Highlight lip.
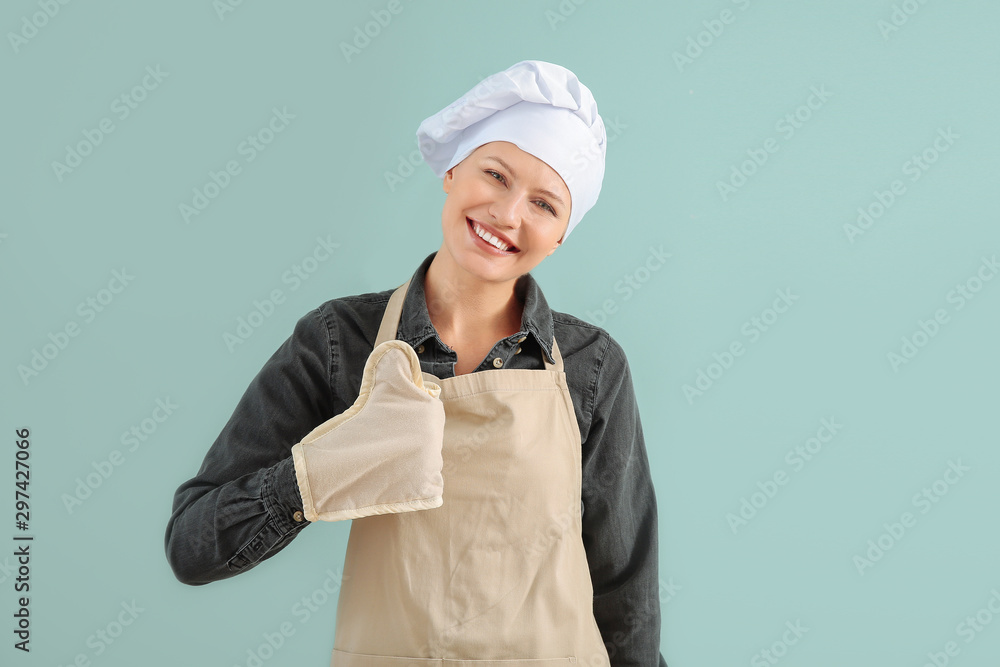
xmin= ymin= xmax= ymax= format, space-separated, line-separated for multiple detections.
xmin=467 ymin=217 xmax=519 ymax=252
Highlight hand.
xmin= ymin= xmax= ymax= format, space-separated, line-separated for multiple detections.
xmin=291 ymin=339 xmax=446 ymax=522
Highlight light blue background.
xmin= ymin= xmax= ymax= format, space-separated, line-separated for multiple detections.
xmin=3 ymin=1 xmax=999 ymax=665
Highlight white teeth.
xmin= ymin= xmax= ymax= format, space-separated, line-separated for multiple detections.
xmin=472 ymin=221 xmax=512 ymax=251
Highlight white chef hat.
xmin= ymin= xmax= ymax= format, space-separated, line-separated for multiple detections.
xmin=416 ymin=60 xmax=607 ymax=243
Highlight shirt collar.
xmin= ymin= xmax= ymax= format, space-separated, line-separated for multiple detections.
xmin=396 ymin=250 xmax=557 ymax=365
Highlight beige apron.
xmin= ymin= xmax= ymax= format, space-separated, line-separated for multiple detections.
xmin=329 ymin=279 xmax=610 ymax=666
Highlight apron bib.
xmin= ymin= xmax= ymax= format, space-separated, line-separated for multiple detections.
xmin=330 ymin=279 xmax=610 ymax=666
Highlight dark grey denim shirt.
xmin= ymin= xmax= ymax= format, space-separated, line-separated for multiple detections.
xmin=165 ymin=250 xmax=667 ymax=666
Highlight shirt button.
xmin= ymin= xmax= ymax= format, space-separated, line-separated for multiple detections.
xmin=416 ymin=344 xmax=425 ymax=354
xmin=517 ymin=336 xmax=527 ymax=343
xmin=515 ymin=346 xmax=522 ymax=354
xmin=492 ymin=357 xmax=503 ymax=368
xmin=292 ymin=510 xmax=305 ymax=523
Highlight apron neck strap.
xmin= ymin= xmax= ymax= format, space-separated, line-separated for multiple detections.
xmin=374 ymin=278 xmax=563 ymax=373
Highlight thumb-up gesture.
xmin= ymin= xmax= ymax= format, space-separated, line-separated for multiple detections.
xmin=291 ymin=339 xmax=446 ymax=522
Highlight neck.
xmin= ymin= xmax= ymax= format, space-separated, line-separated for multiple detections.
xmin=424 ymin=251 xmax=524 ymax=344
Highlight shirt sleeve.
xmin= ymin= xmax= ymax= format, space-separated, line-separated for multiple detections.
xmin=582 ymin=335 xmax=668 ymax=666
xmin=164 ymin=307 xmax=336 ymax=585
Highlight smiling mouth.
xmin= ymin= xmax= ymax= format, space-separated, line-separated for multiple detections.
xmin=467 ymin=218 xmax=519 ymax=253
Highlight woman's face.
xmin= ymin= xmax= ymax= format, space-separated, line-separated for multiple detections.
xmin=440 ymin=141 xmax=572 ymax=283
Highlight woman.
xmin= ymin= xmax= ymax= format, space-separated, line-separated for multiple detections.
xmin=165 ymin=60 xmax=666 ymax=666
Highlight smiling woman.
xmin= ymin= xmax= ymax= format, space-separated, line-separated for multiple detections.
xmin=447 ymin=142 xmax=569 ymax=251
xmin=431 ymin=140 xmax=574 ymax=376
xmin=165 ymin=60 xmax=667 ymax=666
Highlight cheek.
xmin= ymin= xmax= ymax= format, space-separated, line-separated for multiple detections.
xmin=524 ymin=229 xmax=554 ymax=252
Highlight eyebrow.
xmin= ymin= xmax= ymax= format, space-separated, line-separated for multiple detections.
xmin=483 ymin=156 xmax=566 ymax=208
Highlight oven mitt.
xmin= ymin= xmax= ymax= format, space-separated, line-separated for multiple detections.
xmin=290 ymin=339 xmax=446 ymax=522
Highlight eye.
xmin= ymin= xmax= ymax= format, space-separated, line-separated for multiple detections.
xmin=485 ymin=169 xmax=506 ymax=184
xmin=485 ymin=169 xmax=556 ymax=215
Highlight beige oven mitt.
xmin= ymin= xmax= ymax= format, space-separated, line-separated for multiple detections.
xmin=290 ymin=339 xmax=446 ymax=522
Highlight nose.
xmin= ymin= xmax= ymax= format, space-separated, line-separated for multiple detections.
xmin=488 ymin=190 xmax=525 ymax=231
